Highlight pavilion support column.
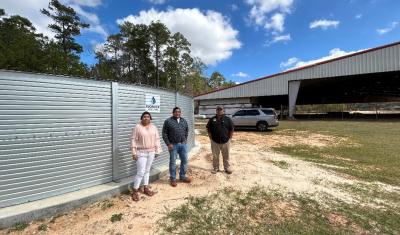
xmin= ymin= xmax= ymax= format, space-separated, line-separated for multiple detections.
xmin=288 ymin=81 xmax=301 ymax=119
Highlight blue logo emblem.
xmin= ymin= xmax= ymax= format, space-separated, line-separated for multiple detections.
xmin=152 ymin=96 xmax=156 ymax=104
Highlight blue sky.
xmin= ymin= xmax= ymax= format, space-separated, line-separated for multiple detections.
xmin=2 ymin=0 xmax=400 ymax=83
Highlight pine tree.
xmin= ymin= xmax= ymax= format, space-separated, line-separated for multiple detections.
xmin=149 ymin=21 xmax=170 ymax=86
xmin=41 ymin=0 xmax=89 ymax=55
xmin=41 ymin=0 xmax=90 ymax=75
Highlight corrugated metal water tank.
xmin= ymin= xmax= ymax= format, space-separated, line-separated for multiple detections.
xmin=177 ymin=93 xmax=195 ymax=150
xmin=0 ymin=70 xmax=194 ymax=208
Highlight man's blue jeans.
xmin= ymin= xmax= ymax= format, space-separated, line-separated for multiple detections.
xmin=169 ymin=143 xmax=188 ymax=181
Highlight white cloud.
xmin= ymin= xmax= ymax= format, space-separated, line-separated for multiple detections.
xmin=63 ymin=0 xmax=103 ymax=7
xmin=377 ymin=21 xmax=399 ymax=35
xmin=355 ymin=14 xmax=362 ymax=19
xmin=272 ymin=34 xmax=291 ymax=42
xmin=309 ymin=19 xmax=340 ymax=30
xmin=1 ymin=0 xmax=106 ymax=38
xmin=147 ymin=0 xmax=167 ymax=4
xmin=265 ymin=34 xmax=291 ymax=46
xmin=232 ymin=72 xmax=249 ymax=78
xmin=1 ymin=0 xmax=54 ymax=37
xmin=117 ymin=8 xmax=241 ymax=66
xmin=230 ymin=4 xmax=239 ymax=11
xmin=281 ymin=48 xmax=367 ymax=69
xmin=71 ymin=4 xmax=108 ymax=38
xmin=280 ymin=57 xmax=299 ymax=67
xmin=86 ymin=24 xmax=108 ymax=37
xmin=71 ymin=4 xmax=100 ymax=24
xmin=246 ymin=0 xmax=293 ymax=24
xmin=265 ymin=13 xmax=285 ymax=32
xmin=245 ymin=0 xmax=294 ymax=44
xmin=246 ymin=0 xmax=293 ymax=28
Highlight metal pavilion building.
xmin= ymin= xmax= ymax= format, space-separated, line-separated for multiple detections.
xmin=194 ymin=41 xmax=400 ymax=118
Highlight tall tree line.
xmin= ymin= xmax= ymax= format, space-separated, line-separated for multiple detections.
xmin=93 ymin=21 xmax=205 ymax=94
xmin=0 ymin=1 xmax=236 ymax=95
xmin=0 ymin=1 xmax=89 ymax=77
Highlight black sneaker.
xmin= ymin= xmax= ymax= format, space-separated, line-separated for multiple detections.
xmin=225 ymin=168 xmax=233 ymax=174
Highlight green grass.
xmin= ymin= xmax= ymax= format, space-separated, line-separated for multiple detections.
xmin=190 ymin=120 xmax=400 ymax=234
xmin=158 ymin=186 xmax=400 ymax=235
xmin=100 ymin=199 xmax=114 ymax=210
xmin=272 ymin=121 xmax=400 ymax=185
xmin=9 ymin=223 xmax=28 ymax=232
xmin=110 ymin=213 xmax=123 ymax=223
xmin=272 ymin=160 xmax=290 ymax=169
xmin=38 ymin=224 xmax=48 ymax=231
xmin=334 ymin=182 xmax=400 ymax=207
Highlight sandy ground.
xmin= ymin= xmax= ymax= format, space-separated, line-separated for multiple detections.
xmin=2 ymin=130 xmax=399 ymax=235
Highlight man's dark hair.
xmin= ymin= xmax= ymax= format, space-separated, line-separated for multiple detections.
xmin=173 ymin=107 xmax=181 ymax=113
xmin=140 ymin=111 xmax=152 ymax=120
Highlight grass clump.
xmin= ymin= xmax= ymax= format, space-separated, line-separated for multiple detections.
xmin=272 ymin=160 xmax=290 ymax=169
xmin=9 ymin=222 xmax=28 ymax=232
xmin=110 ymin=213 xmax=123 ymax=223
xmin=100 ymin=200 xmax=114 ymax=210
xmin=334 ymin=182 xmax=400 ymax=210
xmin=38 ymin=224 xmax=48 ymax=231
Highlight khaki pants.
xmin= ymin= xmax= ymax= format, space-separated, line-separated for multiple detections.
xmin=211 ymin=140 xmax=230 ymax=170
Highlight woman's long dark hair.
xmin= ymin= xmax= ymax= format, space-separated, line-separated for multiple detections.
xmin=140 ymin=111 xmax=152 ymax=120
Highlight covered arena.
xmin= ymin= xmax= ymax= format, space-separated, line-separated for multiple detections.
xmin=195 ymin=41 xmax=400 ymax=118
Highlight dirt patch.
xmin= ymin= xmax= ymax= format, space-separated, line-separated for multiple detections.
xmin=328 ymin=213 xmax=349 ymax=228
xmin=0 ymin=129 xmax=394 ymax=235
xmin=327 ymin=213 xmax=369 ymax=235
xmin=235 ymin=130 xmax=356 ymax=149
xmin=272 ymin=201 xmax=298 ymax=219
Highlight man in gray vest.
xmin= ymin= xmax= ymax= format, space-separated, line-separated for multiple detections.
xmin=162 ymin=107 xmax=192 ymax=187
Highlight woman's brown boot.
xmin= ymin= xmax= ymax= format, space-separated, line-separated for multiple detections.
xmin=131 ymin=189 xmax=140 ymax=201
xmin=143 ymin=186 xmax=155 ymax=196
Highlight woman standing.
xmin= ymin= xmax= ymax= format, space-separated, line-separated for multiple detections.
xmin=131 ymin=111 xmax=162 ymax=201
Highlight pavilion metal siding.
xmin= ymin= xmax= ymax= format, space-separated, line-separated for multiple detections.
xmin=0 ymin=71 xmax=195 ymax=208
xmin=199 ymin=98 xmax=250 ymax=106
xmin=195 ymin=43 xmax=400 ymax=100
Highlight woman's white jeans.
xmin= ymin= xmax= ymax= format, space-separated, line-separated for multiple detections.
xmin=133 ymin=151 xmax=155 ymax=190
